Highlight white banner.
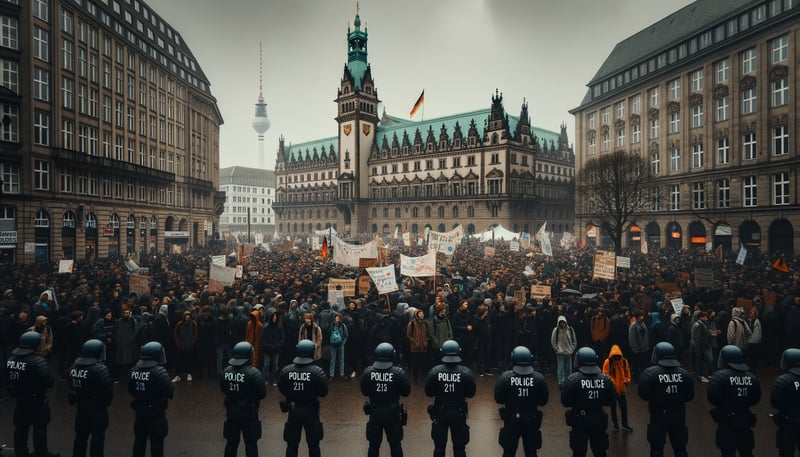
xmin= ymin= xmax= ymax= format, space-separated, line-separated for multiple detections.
xmin=125 ymin=258 xmax=140 ymax=272
xmin=510 ymin=241 xmax=520 ymax=252
xmin=58 ymin=259 xmax=74 ymax=273
xmin=210 ymin=263 xmax=237 ymax=286
xmin=541 ymin=231 xmax=553 ymax=257
xmin=670 ymin=297 xmax=685 ymax=315
xmin=402 ymin=232 xmax=411 ymax=247
xmin=427 ymin=231 xmax=457 ymax=256
xmin=366 ymin=265 xmax=399 ymax=294
xmin=616 ymin=256 xmax=631 ymax=268
xmin=332 ymin=236 xmax=379 ymax=267
xmin=736 ymin=243 xmax=747 ymax=265
xmin=641 ymin=237 xmax=648 ymax=254
xmin=400 ymin=252 xmax=436 ymax=277
xmin=211 ymin=255 xmax=226 ymax=267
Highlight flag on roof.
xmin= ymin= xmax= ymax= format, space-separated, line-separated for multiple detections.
xmin=409 ymin=90 xmax=424 ymax=118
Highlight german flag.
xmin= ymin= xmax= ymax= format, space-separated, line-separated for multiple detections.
xmin=772 ymin=257 xmax=789 ymax=273
xmin=409 ymin=90 xmax=424 ymax=118
xmin=321 ymin=236 xmax=329 ymax=260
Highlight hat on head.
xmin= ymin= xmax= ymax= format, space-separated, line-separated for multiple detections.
xmin=3 ymin=289 xmax=12 ymax=296
xmin=254 ymin=304 xmax=264 ymax=310
xmin=483 ymin=298 xmax=493 ymax=306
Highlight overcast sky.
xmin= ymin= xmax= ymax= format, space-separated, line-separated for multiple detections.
xmin=153 ymin=0 xmax=694 ymax=170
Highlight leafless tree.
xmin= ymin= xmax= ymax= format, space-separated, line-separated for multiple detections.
xmin=576 ymin=150 xmax=655 ymax=255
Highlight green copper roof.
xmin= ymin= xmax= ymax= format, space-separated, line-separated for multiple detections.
xmin=374 ymin=108 xmax=561 ymax=149
xmin=283 ymin=137 xmax=338 ymax=163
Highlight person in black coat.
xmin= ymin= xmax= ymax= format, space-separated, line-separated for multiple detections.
xmin=260 ymin=307 xmax=285 ymax=384
xmin=69 ymin=339 xmax=113 ymax=457
xmin=770 ymin=348 xmax=800 ymax=457
xmin=220 ymin=342 xmax=266 ymax=457
xmin=128 ymin=342 xmax=174 ymax=457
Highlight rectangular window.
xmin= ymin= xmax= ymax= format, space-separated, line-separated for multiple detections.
xmin=670 ymin=147 xmax=680 ymax=171
xmin=716 ymin=96 xmax=729 ymax=121
xmin=741 ymin=48 xmax=757 ymax=74
xmin=62 ymin=119 xmax=73 ymax=149
xmin=616 ymin=101 xmax=625 ymax=119
xmin=60 ymin=168 xmax=73 ymax=193
xmin=718 ymin=179 xmax=730 ymax=208
xmin=632 ymin=95 xmax=641 ymax=114
xmin=692 ymin=105 xmax=703 ymax=128
xmin=650 ymin=188 xmax=661 ymax=211
xmin=743 ymin=175 xmax=757 ymax=207
xmin=34 ymin=159 xmax=49 ymax=190
xmin=772 ymin=34 xmax=788 ymax=63
xmin=61 ymin=38 xmax=73 ymax=71
xmin=771 ymin=78 xmax=788 ymax=107
xmin=0 ymin=59 xmax=18 ymax=93
xmin=616 ymin=128 xmax=625 ymax=147
xmin=33 ymin=111 xmax=50 ymax=146
xmin=588 ymin=136 xmax=596 ymax=155
xmin=587 ymin=112 xmax=596 ymax=129
xmin=669 ymin=79 xmax=680 ymax=100
xmin=33 ymin=0 xmax=49 ymax=21
xmin=650 ymin=149 xmax=661 ymax=176
xmin=33 ymin=67 xmax=49 ymax=101
xmin=601 ymin=106 xmax=610 ymax=125
xmin=773 ymin=172 xmax=790 ymax=205
xmin=1 ymin=16 xmax=19 ymax=50
xmin=650 ymin=87 xmax=660 ymax=108
xmin=773 ymin=125 xmax=789 ymax=156
xmin=717 ymin=137 xmax=730 ymax=164
xmin=33 ymin=27 xmax=49 ymax=62
xmin=632 ymin=124 xmax=641 ymax=144
xmin=0 ymin=104 xmax=17 ymax=142
xmin=0 ymin=162 xmax=20 ymax=194
xmin=741 ymin=88 xmax=757 ymax=114
xmin=743 ymin=132 xmax=757 ymax=160
xmin=649 ymin=118 xmax=659 ymax=139
xmin=692 ymin=143 xmax=704 ymax=168
xmin=61 ymin=9 xmax=73 ymax=34
xmin=692 ymin=182 xmax=705 ymax=209
xmin=669 ymin=111 xmax=680 ymax=133
xmin=691 ymin=69 xmax=704 ymax=92
xmin=669 ymin=184 xmax=680 ymax=211
xmin=601 ymin=132 xmax=609 ymax=151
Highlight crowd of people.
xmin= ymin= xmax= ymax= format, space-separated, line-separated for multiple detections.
xmin=2 ymin=239 xmax=799 ymax=393
xmin=3 ymin=238 xmax=800 ymax=457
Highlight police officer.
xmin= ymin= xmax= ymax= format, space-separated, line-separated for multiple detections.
xmin=128 ymin=341 xmax=174 ymax=457
xmin=770 ymin=348 xmax=800 ymax=457
xmin=278 ymin=339 xmax=329 ymax=457
xmin=637 ymin=342 xmax=694 ymax=457
xmin=494 ymin=346 xmax=549 ymax=457
xmin=560 ymin=346 xmax=615 ymax=457
xmin=360 ymin=342 xmax=411 ymax=457
xmin=7 ymin=331 xmax=59 ymax=457
xmin=69 ymin=339 xmax=113 ymax=457
xmin=220 ymin=341 xmax=266 ymax=457
xmin=707 ymin=344 xmax=761 ymax=457
xmin=424 ymin=339 xmax=476 ymax=457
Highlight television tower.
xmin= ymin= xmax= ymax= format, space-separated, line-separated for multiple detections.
xmin=252 ymin=42 xmax=271 ymax=169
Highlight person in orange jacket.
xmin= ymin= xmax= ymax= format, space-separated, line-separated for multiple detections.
xmin=602 ymin=344 xmax=633 ymax=432
xmin=245 ymin=304 xmax=265 ymax=369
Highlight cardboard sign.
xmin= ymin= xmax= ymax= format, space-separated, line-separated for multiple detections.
xmin=328 ymin=278 xmax=356 ymax=297
xmin=530 ymin=285 xmax=551 ymax=300
xmin=592 ymin=250 xmax=616 ymax=280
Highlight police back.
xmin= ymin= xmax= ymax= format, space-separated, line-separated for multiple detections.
xmin=425 ymin=362 xmax=476 ymax=407
xmin=278 ymin=361 xmax=328 ymax=406
xmin=361 ymin=364 xmax=411 ymax=406
xmin=7 ymin=348 xmax=52 ymax=400
xmin=707 ymin=366 xmax=761 ymax=413
xmin=494 ymin=367 xmax=549 ymax=413
xmin=638 ymin=364 xmax=694 ymax=414
xmin=220 ymin=362 xmax=266 ymax=416
xmin=560 ymin=370 xmax=615 ymax=413
xmin=69 ymin=356 xmax=113 ymax=410
xmin=128 ymin=360 xmax=173 ymax=409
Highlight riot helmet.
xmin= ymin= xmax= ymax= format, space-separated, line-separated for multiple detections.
xmin=718 ymin=344 xmax=748 ymax=371
xmin=373 ymin=342 xmax=395 ymax=369
xmin=651 ymin=342 xmax=681 ymax=367
xmin=574 ymin=346 xmax=601 ymax=374
xmin=229 ymin=341 xmax=254 ymax=367
xmin=137 ymin=341 xmax=166 ymax=368
xmin=12 ymin=331 xmax=43 ymax=356
xmin=780 ymin=348 xmax=800 ymax=376
xmin=75 ymin=339 xmax=106 ymax=365
xmin=441 ymin=339 xmax=462 ymax=363
xmin=511 ymin=346 xmax=534 ymax=375
xmin=293 ymin=339 xmax=315 ymax=365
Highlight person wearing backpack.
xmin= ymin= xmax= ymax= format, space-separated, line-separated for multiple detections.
xmin=329 ymin=312 xmax=349 ymax=380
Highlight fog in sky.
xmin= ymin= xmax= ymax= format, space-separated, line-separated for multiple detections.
xmin=153 ymin=0 xmax=694 ymax=170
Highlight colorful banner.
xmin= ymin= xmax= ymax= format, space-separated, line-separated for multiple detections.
xmin=366 ymin=265 xmax=399 ymax=294
xmin=400 ymin=252 xmax=436 ymax=277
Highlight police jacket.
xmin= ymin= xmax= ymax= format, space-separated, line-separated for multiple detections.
xmin=7 ymin=351 xmax=53 ymax=400
xmin=220 ymin=364 xmax=266 ymax=417
xmin=278 ymin=363 xmax=328 ymax=407
xmin=707 ymin=367 xmax=760 ymax=414
xmin=69 ymin=359 xmax=113 ymax=409
xmin=560 ymin=371 xmax=615 ymax=414
xmin=360 ymin=364 xmax=411 ymax=407
xmin=770 ymin=372 xmax=800 ymax=417
xmin=494 ymin=368 xmax=548 ymax=413
xmin=128 ymin=364 xmax=174 ymax=410
xmin=637 ymin=365 xmax=694 ymax=415
xmin=425 ymin=363 xmax=476 ymax=408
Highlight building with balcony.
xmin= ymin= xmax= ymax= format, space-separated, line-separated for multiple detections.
xmin=0 ymin=0 xmax=223 ymax=265
xmin=274 ymin=11 xmax=574 ymax=240
xmin=219 ymin=166 xmax=275 ymax=240
xmin=572 ymin=0 xmax=800 ymax=255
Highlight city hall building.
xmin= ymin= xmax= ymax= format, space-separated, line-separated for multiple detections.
xmin=572 ymin=0 xmax=800 ymax=255
xmin=273 ymin=12 xmax=574 ymax=240
xmin=0 ymin=0 xmax=223 ymax=265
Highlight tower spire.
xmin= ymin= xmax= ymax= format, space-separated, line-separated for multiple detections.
xmin=258 ymin=42 xmax=264 ymax=102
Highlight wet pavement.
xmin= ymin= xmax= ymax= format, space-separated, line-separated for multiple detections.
xmin=0 ymin=364 xmax=786 ymax=456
